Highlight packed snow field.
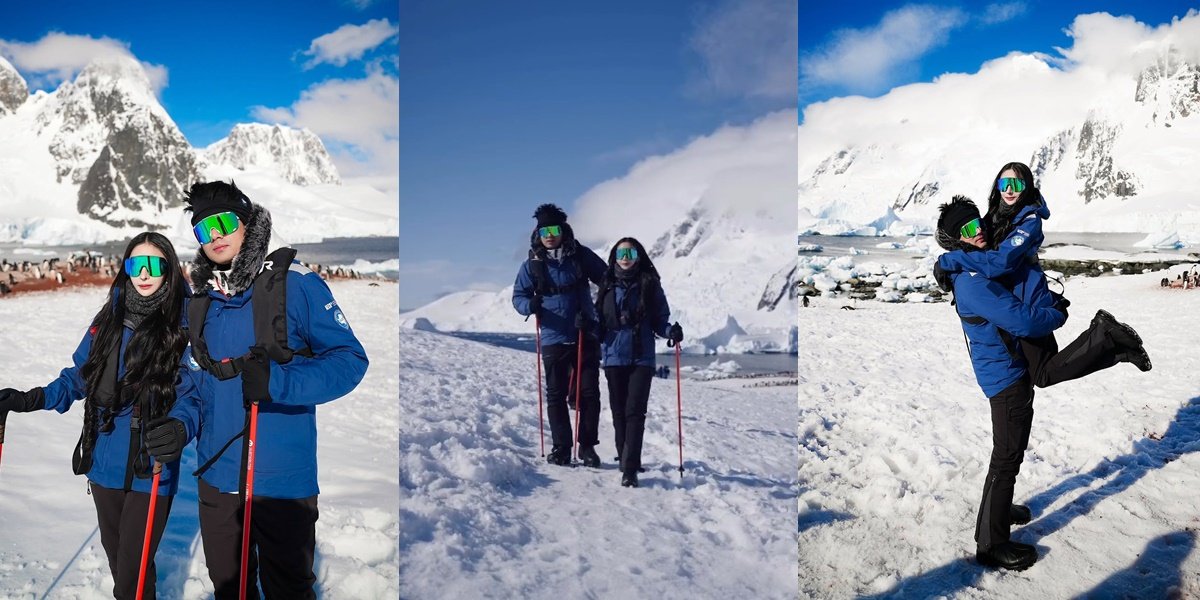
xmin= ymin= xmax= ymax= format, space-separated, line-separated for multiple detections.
xmin=399 ymin=329 xmax=797 ymax=598
xmin=798 ymin=269 xmax=1200 ymax=598
xmin=0 ymin=280 xmax=398 ymax=599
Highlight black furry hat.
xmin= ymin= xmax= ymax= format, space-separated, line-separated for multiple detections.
xmin=533 ymin=203 xmax=568 ymax=228
xmin=935 ymin=196 xmax=981 ymax=251
xmin=184 ymin=180 xmax=254 ymax=226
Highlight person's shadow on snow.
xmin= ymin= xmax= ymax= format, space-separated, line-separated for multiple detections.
xmin=1077 ymin=530 xmax=1195 ymax=599
xmin=863 ymin=397 xmax=1200 ymax=599
xmin=1021 ymin=396 xmax=1200 ymax=543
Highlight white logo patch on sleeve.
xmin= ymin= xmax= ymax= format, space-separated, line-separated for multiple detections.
xmin=1011 ymin=236 xmax=1026 ymax=247
xmin=188 ymin=354 xmax=201 ymax=371
xmin=334 ymin=309 xmax=350 ymax=329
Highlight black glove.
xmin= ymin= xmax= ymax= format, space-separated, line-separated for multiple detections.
xmin=0 ymin=387 xmax=45 ymax=415
xmin=668 ymin=322 xmax=684 ymax=344
xmin=144 ymin=416 xmax=187 ymax=463
xmin=574 ymin=312 xmax=590 ymax=332
xmin=241 ymin=346 xmax=272 ymax=407
xmin=528 ymin=294 xmax=543 ymax=317
xmin=1051 ymin=291 xmax=1071 ymax=320
xmin=933 ymin=262 xmax=953 ymax=292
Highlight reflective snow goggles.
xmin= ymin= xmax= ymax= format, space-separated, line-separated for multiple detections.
xmin=996 ymin=177 xmax=1026 ymax=194
xmin=193 ymin=211 xmax=240 ymax=244
xmin=538 ymin=225 xmax=562 ymax=238
xmin=124 ymin=255 xmax=168 ymax=278
xmin=615 ymin=247 xmax=638 ymax=261
xmin=959 ymin=218 xmax=982 ymax=239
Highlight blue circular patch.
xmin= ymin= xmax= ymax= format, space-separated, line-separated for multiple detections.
xmin=334 ymin=309 xmax=349 ymax=329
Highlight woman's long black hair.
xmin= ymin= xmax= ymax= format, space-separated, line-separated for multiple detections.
xmin=603 ymin=237 xmax=660 ymax=282
xmin=984 ymin=161 xmax=1040 ymax=246
xmin=79 ymin=232 xmax=188 ymax=421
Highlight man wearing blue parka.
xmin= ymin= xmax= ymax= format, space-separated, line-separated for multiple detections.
xmin=512 ymin=203 xmax=606 ymax=467
xmin=936 ymin=196 xmax=1067 ymax=573
xmin=145 ymin=181 xmax=368 ymax=599
xmin=934 ymin=162 xmax=1149 ymax=387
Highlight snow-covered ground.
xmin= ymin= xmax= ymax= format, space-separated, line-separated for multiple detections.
xmin=0 ymin=280 xmax=398 ymax=599
xmin=798 ymin=268 xmax=1200 ymax=598
xmin=400 ymin=329 xmax=797 ymax=598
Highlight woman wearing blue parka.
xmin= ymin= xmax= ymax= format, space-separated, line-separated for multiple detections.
xmin=934 ymin=161 xmax=1151 ymax=386
xmin=595 ymin=237 xmax=682 ymax=488
xmin=0 ymin=231 xmax=194 ymax=599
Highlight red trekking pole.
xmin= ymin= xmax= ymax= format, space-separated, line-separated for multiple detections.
xmin=0 ymin=411 xmax=7 ymax=472
xmin=673 ymin=340 xmax=684 ymax=477
xmin=135 ymin=461 xmax=163 ymax=600
xmin=535 ymin=316 xmax=545 ymax=457
xmin=572 ymin=329 xmax=583 ymax=462
xmin=239 ymin=401 xmax=261 ymax=600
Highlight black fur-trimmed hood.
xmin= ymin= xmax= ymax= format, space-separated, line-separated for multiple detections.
xmin=189 ymin=203 xmax=272 ymax=295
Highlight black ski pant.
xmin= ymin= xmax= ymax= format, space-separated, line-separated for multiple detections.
xmin=1021 ymin=320 xmax=1121 ymax=388
xmin=198 ymin=478 xmax=319 ymax=600
xmin=90 ymin=482 xmax=174 ymax=600
xmin=543 ymin=338 xmax=601 ymax=449
xmin=605 ymin=365 xmax=655 ymax=474
xmin=975 ymin=378 xmax=1034 ymax=551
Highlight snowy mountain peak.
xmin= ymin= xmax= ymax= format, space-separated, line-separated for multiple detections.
xmin=1134 ymin=48 xmax=1200 ymax=126
xmin=1075 ymin=115 xmax=1139 ymax=204
xmin=204 ymin=123 xmax=342 ymax=186
xmin=0 ymin=55 xmax=27 ymax=115
xmin=25 ymin=56 xmax=200 ymax=228
xmin=72 ymin=55 xmax=158 ymax=105
xmin=651 ymin=206 xmax=708 ymax=259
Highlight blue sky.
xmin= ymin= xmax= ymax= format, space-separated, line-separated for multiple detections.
xmin=798 ymin=1 xmax=1198 ymax=112
xmin=399 ymin=0 xmax=797 ymax=308
xmin=0 ymin=0 xmax=398 ymax=179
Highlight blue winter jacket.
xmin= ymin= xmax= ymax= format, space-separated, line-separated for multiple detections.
xmin=170 ymin=262 xmax=368 ymax=499
xmin=42 ymin=324 xmax=196 ymax=496
xmin=938 ymin=200 xmax=1056 ymax=314
xmin=599 ymin=278 xmax=671 ymax=368
xmin=512 ymin=242 xmax=606 ymax=346
xmin=951 ymin=267 xmax=1066 ymax=397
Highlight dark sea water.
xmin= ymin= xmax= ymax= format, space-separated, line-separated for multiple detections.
xmin=442 ymin=331 xmax=797 ymax=376
xmin=799 ymin=232 xmax=1168 ymax=261
xmin=0 ymin=236 xmax=398 ymax=280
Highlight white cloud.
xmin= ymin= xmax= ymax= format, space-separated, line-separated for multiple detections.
xmin=302 ymin=18 xmax=398 ymax=69
xmin=252 ymin=68 xmax=398 ymax=182
xmin=1057 ymin=10 xmax=1200 ymax=76
xmin=687 ymin=0 xmax=798 ymax=102
xmin=979 ymin=2 xmax=1027 ymax=25
xmin=0 ymin=32 xmax=167 ymax=94
xmin=573 ymin=110 xmax=797 ymax=248
xmin=800 ymin=5 xmax=966 ymax=94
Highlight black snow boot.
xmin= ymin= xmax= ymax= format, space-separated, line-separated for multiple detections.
xmin=1093 ymin=310 xmax=1142 ymax=347
xmin=547 ymin=446 xmax=572 ymax=466
xmin=1094 ymin=310 xmax=1152 ymax=372
xmin=578 ymin=445 xmax=601 ymax=468
xmin=977 ymin=541 xmax=1038 ymax=571
xmin=1010 ymin=504 xmax=1032 ymax=525
xmin=621 ymin=471 xmax=639 ymax=488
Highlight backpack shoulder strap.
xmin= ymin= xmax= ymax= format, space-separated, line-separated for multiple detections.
xmin=253 ymin=247 xmax=312 ymax=364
